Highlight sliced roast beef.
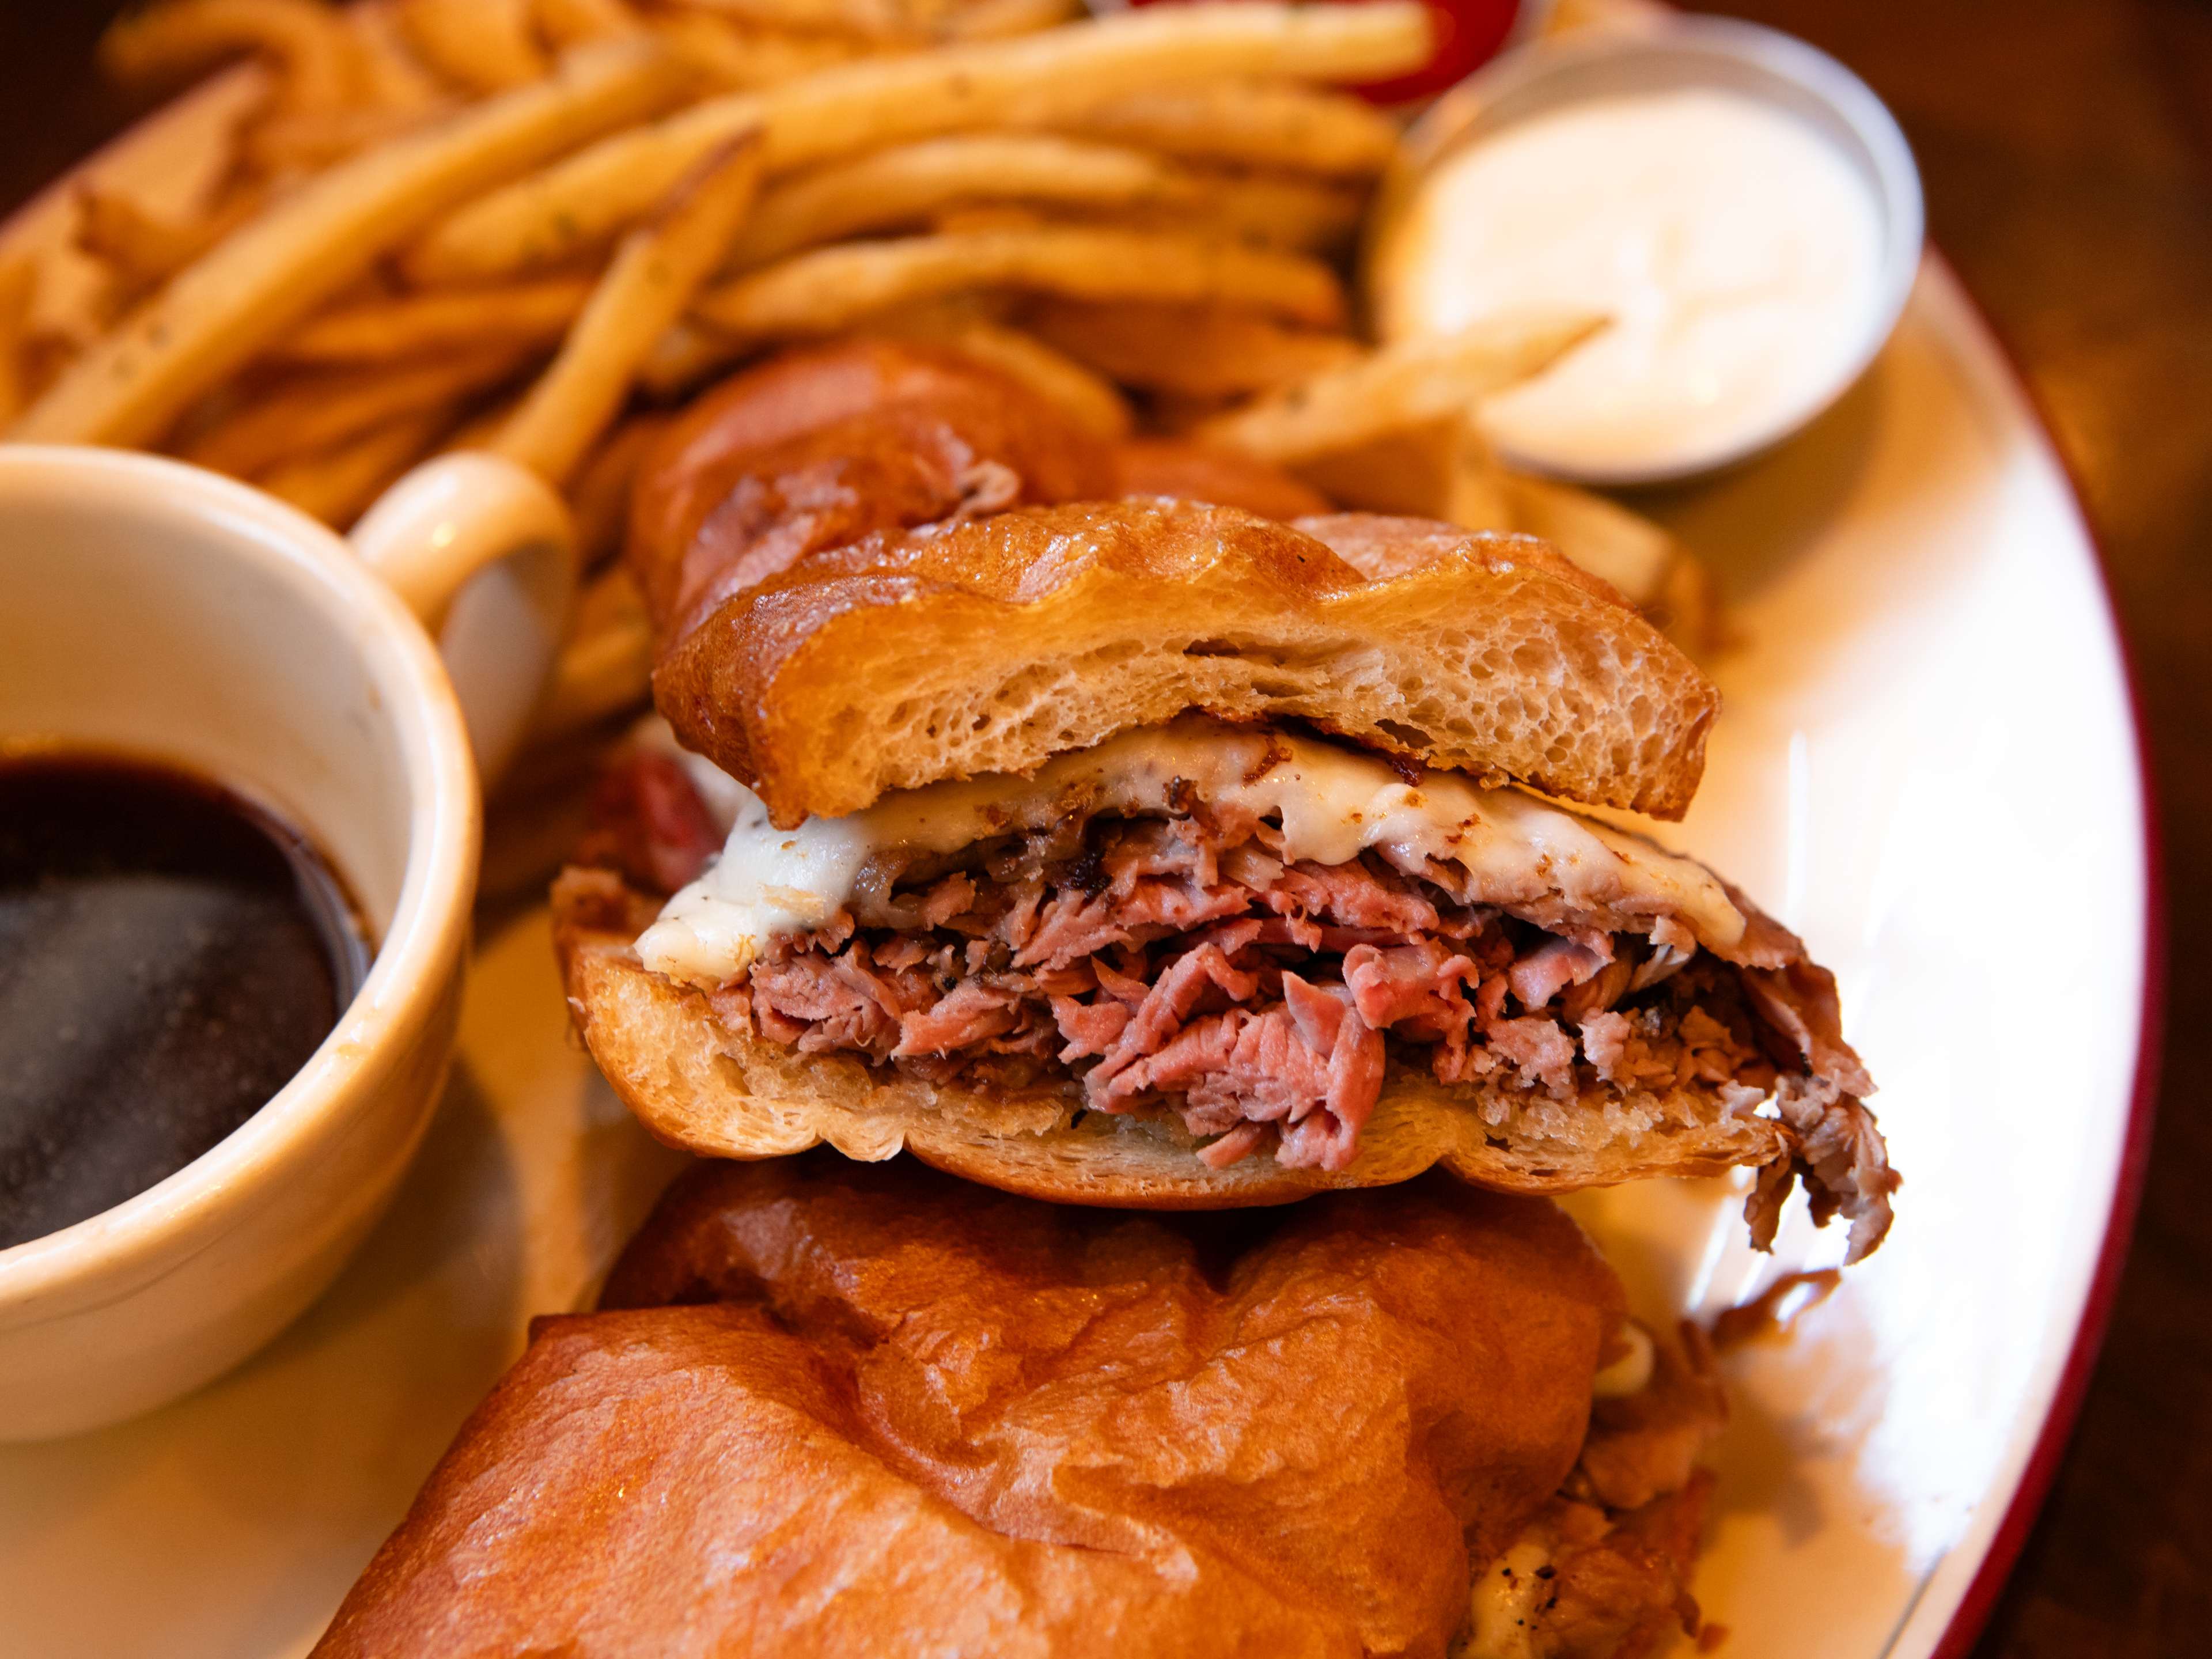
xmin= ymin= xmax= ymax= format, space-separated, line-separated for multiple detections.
xmin=592 ymin=746 xmax=1893 ymax=1237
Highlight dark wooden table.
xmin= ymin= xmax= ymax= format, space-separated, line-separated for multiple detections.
xmin=3 ymin=2 xmax=2205 ymax=1652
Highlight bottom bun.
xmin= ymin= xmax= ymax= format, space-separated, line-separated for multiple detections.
xmin=555 ymin=868 xmax=1790 ymax=1207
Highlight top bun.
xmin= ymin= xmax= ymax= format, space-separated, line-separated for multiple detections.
xmin=652 ymin=497 xmax=1719 ymax=826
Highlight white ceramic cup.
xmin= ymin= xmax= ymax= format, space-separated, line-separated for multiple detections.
xmin=0 ymin=444 xmax=573 ymax=1440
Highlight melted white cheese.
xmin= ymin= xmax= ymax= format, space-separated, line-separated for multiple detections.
xmin=635 ymin=719 xmax=1745 ymax=987
xmin=1457 ymin=1541 xmax=1554 ymax=1659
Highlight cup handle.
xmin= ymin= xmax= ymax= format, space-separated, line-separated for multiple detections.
xmin=350 ymin=452 xmax=577 ymax=786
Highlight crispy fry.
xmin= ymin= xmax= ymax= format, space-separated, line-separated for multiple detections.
xmin=259 ymin=406 xmax=456 ymax=527
xmin=695 ymin=225 xmax=1344 ymax=336
xmin=526 ymin=561 xmax=654 ymax=743
xmin=1040 ymin=81 xmax=1398 ymax=177
xmin=350 ymin=0 xmax=448 ymax=108
xmin=568 ymin=412 xmax=665 ymax=569
xmin=73 ymin=181 xmax=256 ymax=305
xmin=400 ymin=0 xmax=550 ymax=92
xmin=647 ymin=12 xmax=873 ymax=93
xmin=13 ymin=38 xmax=683 ymax=448
xmin=1158 ymin=171 xmax=1365 ymax=253
xmin=0 ymin=256 xmax=40 ymax=427
xmin=665 ymin=0 xmax=920 ymax=44
xmin=272 ymin=275 xmax=596 ymax=363
xmin=877 ymin=298 xmax=1130 ymax=437
xmin=730 ymin=135 xmax=1192 ymax=267
xmin=1023 ymin=296 xmax=1361 ymax=397
xmin=99 ymin=0 xmax=356 ymax=111
xmin=535 ymin=0 xmax=643 ymax=48
xmin=1195 ymin=312 xmax=1605 ymax=465
xmin=182 ymin=344 xmax=536 ymax=475
xmin=1501 ymin=469 xmax=1684 ymax=611
xmin=937 ymin=0 xmax=1080 ymax=40
xmin=495 ymin=133 xmax=766 ymax=486
xmin=402 ymin=2 xmax=1431 ymax=283
xmin=241 ymin=101 xmax=449 ymax=172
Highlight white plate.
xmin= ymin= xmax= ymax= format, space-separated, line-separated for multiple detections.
xmin=0 ymin=90 xmax=2153 ymax=1659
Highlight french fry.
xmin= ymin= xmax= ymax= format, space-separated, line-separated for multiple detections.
xmin=1195 ymin=312 xmax=1605 ymax=465
xmin=402 ymin=2 xmax=1431 ymax=283
xmin=535 ymin=0 xmax=644 ymax=48
xmin=665 ymin=0 xmax=921 ymax=44
xmin=271 ymin=275 xmax=596 ymax=363
xmin=877 ymin=299 xmax=1130 ymax=437
xmin=0 ymin=256 xmax=41 ymax=427
xmin=567 ymin=412 xmax=665 ymax=569
xmin=400 ymin=0 xmax=551 ymax=93
xmin=494 ymin=133 xmax=766 ymax=487
xmin=647 ymin=12 xmax=872 ymax=93
xmin=1040 ymin=81 xmax=1398 ymax=177
xmin=937 ymin=0 xmax=1080 ymax=40
xmin=99 ymin=0 xmax=357 ymax=112
xmin=1498 ymin=467 xmax=1721 ymax=637
xmin=525 ymin=562 xmax=654 ymax=744
xmin=1023 ymin=297 xmax=1361 ymax=397
xmin=73 ymin=182 xmax=256 ymax=304
xmin=182 ymin=343 xmax=537 ymax=475
xmin=694 ymin=225 xmax=1344 ymax=336
xmin=13 ymin=37 xmax=684 ymax=448
xmin=259 ymin=406 xmax=456 ymax=527
xmin=1162 ymin=172 xmax=1365 ymax=253
xmin=241 ymin=101 xmax=449 ymax=172
xmin=350 ymin=0 xmax=448 ymax=108
xmin=730 ymin=135 xmax=1192 ymax=267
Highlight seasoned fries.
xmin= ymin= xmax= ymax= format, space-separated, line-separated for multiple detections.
xmin=527 ymin=562 xmax=654 ymax=743
xmin=99 ymin=0 xmax=355 ymax=111
xmin=693 ymin=226 xmax=1346 ymax=338
xmin=350 ymin=1 xmax=448 ymax=109
xmin=182 ymin=343 xmax=537 ymax=475
xmin=729 ymin=135 xmax=1194 ymax=267
xmin=1040 ymin=82 xmax=1400 ymax=177
xmin=74 ymin=183 xmax=256 ymax=306
xmin=272 ymin=276 xmax=597 ymax=364
xmin=1025 ymin=297 xmax=1362 ymax=397
xmin=41 ymin=0 xmax=1733 ymax=764
xmin=567 ymin=413 xmax=665 ymax=568
xmin=13 ymin=37 xmax=684 ymax=447
xmin=399 ymin=0 xmax=550 ymax=93
xmin=494 ymin=133 xmax=766 ymax=486
xmin=877 ymin=300 xmax=1131 ymax=437
xmin=259 ymin=406 xmax=456 ymax=527
xmin=1195 ymin=312 xmax=1605 ymax=464
xmin=403 ymin=2 xmax=1430 ymax=283
xmin=535 ymin=0 xmax=645 ymax=49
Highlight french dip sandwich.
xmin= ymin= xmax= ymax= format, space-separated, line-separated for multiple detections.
xmin=556 ymin=343 xmax=1896 ymax=1259
xmin=315 ymin=1156 xmax=1723 ymax=1659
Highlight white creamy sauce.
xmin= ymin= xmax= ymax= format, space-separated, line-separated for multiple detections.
xmin=635 ymin=719 xmax=1744 ymax=987
xmin=1378 ymin=88 xmax=1885 ymax=477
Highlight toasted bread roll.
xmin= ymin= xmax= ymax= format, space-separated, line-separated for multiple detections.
xmin=629 ymin=338 xmax=1118 ymax=637
xmin=652 ymin=497 xmax=1715 ymax=826
xmin=315 ymin=1157 xmax=1717 ymax=1658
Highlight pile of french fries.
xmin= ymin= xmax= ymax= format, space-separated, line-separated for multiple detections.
xmin=1 ymin=0 xmax=1714 ymax=772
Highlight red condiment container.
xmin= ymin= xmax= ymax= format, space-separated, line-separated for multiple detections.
xmin=1109 ymin=0 xmax=1532 ymax=105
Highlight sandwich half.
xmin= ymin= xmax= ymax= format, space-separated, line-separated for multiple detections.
xmin=313 ymin=1155 xmax=1724 ymax=1659
xmin=557 ymin=484 xmax=1895 ymax=1257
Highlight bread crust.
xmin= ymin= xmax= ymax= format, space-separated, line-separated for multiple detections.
xmin=555 ymin=866 xmax=1787 ymax=1207
xmin=653 ymin=498 xmax=1718 ymax=826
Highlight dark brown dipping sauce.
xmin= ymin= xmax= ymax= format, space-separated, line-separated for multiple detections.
xmin=0 ymin=755 xmax=370 ymax=1251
